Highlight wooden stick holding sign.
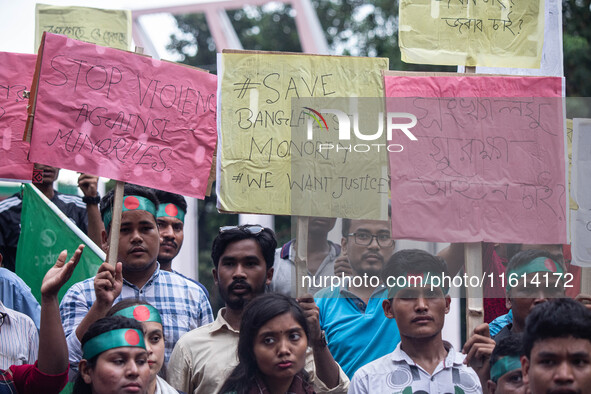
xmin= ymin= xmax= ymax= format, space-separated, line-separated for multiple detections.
xmin=462 ymin=66 xmax=485 ymax=336
xmin=106 ymin=181 xmax=125 ymax=267
xmin=294 ymin=216 xmax=309 ymax=298
xmin=582 ymin=268 xmax=591 ymax=294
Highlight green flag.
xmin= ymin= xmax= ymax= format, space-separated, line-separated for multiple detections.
xmin=16 ymin=183 xmax=104 ymax=303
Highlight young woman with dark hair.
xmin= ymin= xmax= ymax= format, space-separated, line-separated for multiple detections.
xmin=219 ymin=293 xmax=314 ymax=394
xmin=108 ymin=299 xmax=178 ymax=393
xmin=73 ymin=315 xmax=150 ymax=394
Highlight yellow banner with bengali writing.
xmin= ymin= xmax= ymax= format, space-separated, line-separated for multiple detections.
xmin=35 ymin=3 xmax=131 ymax=52
xmin=217 ymin=51 xmax=390 ymax=219
xmin=399 ymin=0 xmax=545 ymax=68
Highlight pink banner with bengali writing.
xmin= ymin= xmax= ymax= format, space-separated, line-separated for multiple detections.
xmin=385 ymin=74 xmax=566 ymax=243
xmin=0 ymin=52 xmax=36 ymax=182
xmin=29 ymin=33 xmax=217 ymax=198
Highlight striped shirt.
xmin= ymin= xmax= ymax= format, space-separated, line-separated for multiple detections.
xmin=0 ymin=191 xmax=88 ymax=272
xmin=60 ymin=264 xmax=213 ymax=378
xmin=0 ymin=302 xmax=38 ymax=370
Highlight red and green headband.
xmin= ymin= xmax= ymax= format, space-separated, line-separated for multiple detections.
xmin=490 ymin=355 xmax=521 ymax=383
xmin=82 ymin=328 xmax=146 ymax=360
xmin=103 ymin=195 xmax=157 ymax=229
xmin=506 ymin=257 xmax=564 ymax=289
xmin=113 ymin=304 xmax=162 ymax=324
xmin=157 ymin=203 xmax=185 ymax=222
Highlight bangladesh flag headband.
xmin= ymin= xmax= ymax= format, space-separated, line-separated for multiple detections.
xmin=387 ymin=271 xmax=450 ymax=299
xmin=506 ymin=256 xmax=564 ymax=289
xmin=82 ymin=328 xmax=145 ymax=360
xmin=113 ymin=304 xmax=162 ymax=324
xmin=156 ymin=203 xmax=185 ymax=222
xmin=490 ymin=355 xmax=521 ymax=382
xmin=103 ymin=195 xmax=157 ymax=229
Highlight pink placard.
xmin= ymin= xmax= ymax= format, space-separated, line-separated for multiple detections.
xmin=29 ymin=33 xmax=217 ymax=199
xmin=0 ymin=52 xmax=36 ymax=182
xmin=385 ymin=75 xmax=566 ymax=244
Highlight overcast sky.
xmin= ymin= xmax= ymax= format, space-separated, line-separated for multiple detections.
xmin=0 ymin=0 xmax=204 ymax=58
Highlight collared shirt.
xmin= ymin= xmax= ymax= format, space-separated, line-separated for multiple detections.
xmin=0 ymin=191 xmax=88 ymax=272
xmin=0 ymin=268 xmax=41 ymax=330
xmin=167 ymin=308 xmax=350 ymax=394
xmin=350 ymin=342 xmax=482 ymax=394
xmin=60 ymin=264 xmax=213 ymax=378
xmin=0 ymin=361 xmax=68 ymax=394
xmin=270 ymin=240 xmax=340 ymax=296
xmin=315 ymin=286 xmax=400 ymax=379
xmin=0 ymin=302 xmax=38 ymax=370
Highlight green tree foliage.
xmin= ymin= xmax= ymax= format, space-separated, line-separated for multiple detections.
xmin=563 ymin=0 xmax=591 ymax=97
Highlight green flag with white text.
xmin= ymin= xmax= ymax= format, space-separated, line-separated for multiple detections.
xmin=16 ymin=183 xmax=104 ymax=302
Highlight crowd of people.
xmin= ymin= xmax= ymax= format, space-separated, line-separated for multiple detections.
xmin=0 ymin=167 xmax=590 ymax=394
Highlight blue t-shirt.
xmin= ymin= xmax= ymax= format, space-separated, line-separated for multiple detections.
xmin=315 ymin=286 xmax=400 ymax=378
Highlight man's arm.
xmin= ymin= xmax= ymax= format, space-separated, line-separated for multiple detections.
xmin=462 ymin=323 xmax=496 ymax=391
xmin=74 ymin=261 xmax=122 ymax=341
xmin=77 ymin=174 xmax=104 ymax=246
xmin=298 ymin=294 xmax=341 ymax=389
xmin=38 ymin=245 xmax=83 ymax=375
xmin=167 ymin=342 xmax=193 ymax=393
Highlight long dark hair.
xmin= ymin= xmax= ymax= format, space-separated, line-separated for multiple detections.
xmin=218 ymin=293 xmax=310 ymax=394
xmin=73 ymin=316 xmax=144 ymax=394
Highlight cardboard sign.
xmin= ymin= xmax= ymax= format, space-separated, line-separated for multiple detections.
xmin=385 ymin=72 xmax=566 ymax=243
xmin=35 ymin=4 xmax=131 ymax=51
xmin=28 ymin=33 xmax=217 ymax=199
xmin=0 ymin=52 xmax=36 ymax=182
xmin=399 ymin=0 xmax=545 ymax=68
xmin=216 ymin=51 xmax=390 ymax=219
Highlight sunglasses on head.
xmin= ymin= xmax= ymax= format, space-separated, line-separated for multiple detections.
xmin=219 ymin=224 xmax=266 ymax=235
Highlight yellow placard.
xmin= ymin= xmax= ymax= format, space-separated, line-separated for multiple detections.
xmin=399 ymin=0 xmax=545 ymax=68
xmin=35 ymin=4 xmax=131 ymax=52
xmin=217 ymin=51 xmax=390 ymax=219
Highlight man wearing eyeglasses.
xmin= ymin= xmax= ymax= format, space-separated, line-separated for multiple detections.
xmin=167 ymin=224 xmax=349 ymax=394
xmin=313 ymin=218 xmax=400 ymax=379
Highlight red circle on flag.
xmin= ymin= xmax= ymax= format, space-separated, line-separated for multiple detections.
xmin=124 ymin=329 xmax=140 ymax=346
xmin=544 ymin=258 xmax=557 ymax=272
xmin=133 ymin=305 xmax=151 ymax=322
xmin=124 ymin=196 xmax=140 ymax=210
xmin=165 ymin=203 xmax=178 ymax=217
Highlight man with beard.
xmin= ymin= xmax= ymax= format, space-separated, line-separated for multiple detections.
xmin=167 ymin=224 xmax=349 ymax=394
xmin=313 ymin=218 xmax=399 ymax=378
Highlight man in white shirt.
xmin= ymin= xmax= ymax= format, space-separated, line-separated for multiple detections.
xmin=350 ymin=249 xmax=482 ymax=393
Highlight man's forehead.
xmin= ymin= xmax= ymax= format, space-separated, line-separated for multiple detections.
xmin=121 ymin=209 xmax=156 ymax=224
xmin=157 ymin=216 xmax=183 ymax=225
xmin=349 ymin=219 xmax=390 ymax=232
xmin=222 ymin=238 xmax=265 ymax=257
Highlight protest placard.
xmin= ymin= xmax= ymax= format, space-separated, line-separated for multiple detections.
xmin=27 ymin=33 xmax=217 ymax=199
xmin=0 ymin=52 xmax=36 ymax=182
xmin=35 ymin=4 xmax=131 ymax=51
xmin=571 ymin=119 xmax=591 ymax=267
xmin=216 ymin=50 xmax=390 ymax=219
xmin=399 ymin=0 xmax=545 ymax=68
xmin=385 ymin=72 xmax=566 ymax=244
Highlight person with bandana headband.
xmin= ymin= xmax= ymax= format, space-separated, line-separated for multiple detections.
xmin=73 ymin=315 xmax=150 ymax=394
xmin=487 ymin=334 xmax=528 ymax=394
xmin=60 ymin=184 xmax=213 ymax=381
xmin=153 ymin=189 xmax=208 ymax=298
xmin=109 ymin=300 xmax=178 ymax=394
xmin=350 ymin=249 xmax=482 ymax=394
